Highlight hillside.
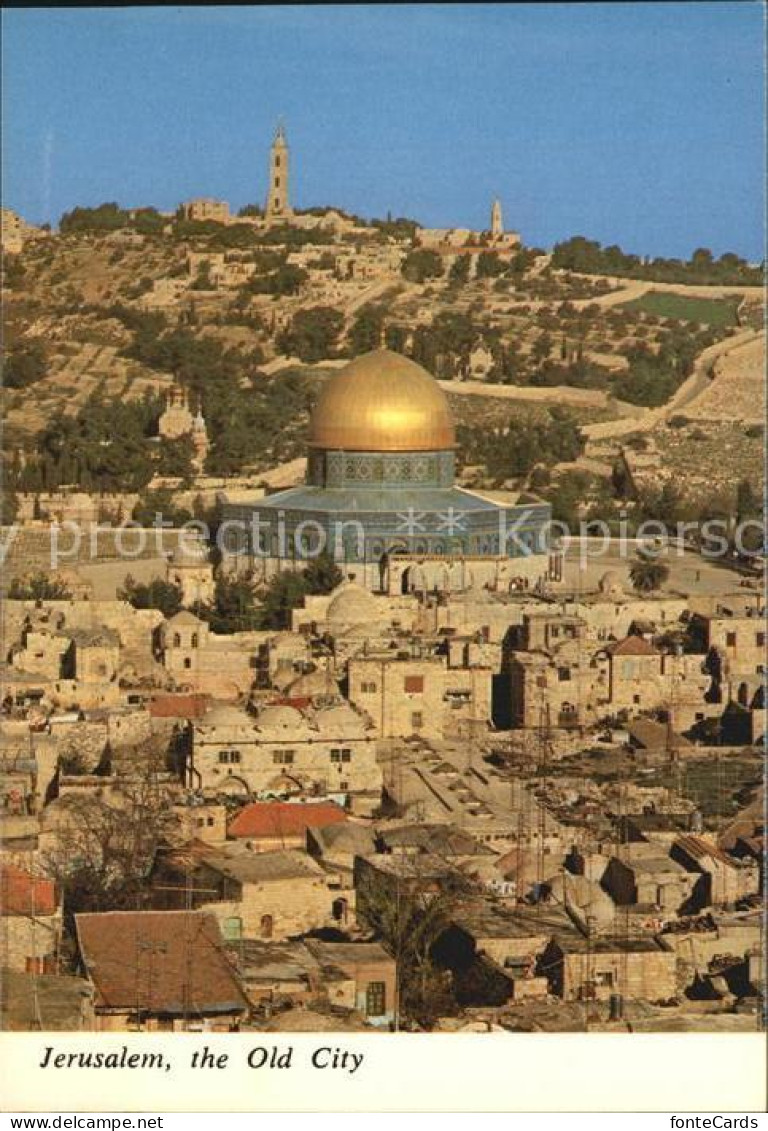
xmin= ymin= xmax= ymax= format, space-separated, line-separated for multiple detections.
xmin=2 ymin=219 xmax=764 ymax=520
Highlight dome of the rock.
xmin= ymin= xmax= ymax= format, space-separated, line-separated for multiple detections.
xmin=308 ymin=349 xmax=455 ymax=452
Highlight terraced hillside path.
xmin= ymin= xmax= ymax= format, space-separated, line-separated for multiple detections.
xmin=581 ymin=326 xmax=764 ymax=441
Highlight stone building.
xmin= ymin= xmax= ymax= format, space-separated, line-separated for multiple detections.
xmin=74 ymin=910 xmax=249 ymax=1031
xmin=151 ymin=843 xmax=352 ymax=941
xmin=0 ymin=865 xmax=61 ymax=973
xmin=0 ymin=969 xmax=95 ymax=1031
xmin=304 ymin=940 xmax=396 ymax=1027
xmin=157 ymin=384 xmax=209 ymax=472
xmin=600 ymin=847 xmax=700 ymax=916
xmin=227 ymin=799 xmax=347 ymax=851
xmin=166 ymin=540 xmax=215 ymax=608
xmin=159 ymin=612 xmax=259 ymax=700
xmin=179 ymin=198 xmax=231 ymax=224
xmin=1 ymin=208 xmax=45 ymax=254
xmin=539 ymin=935 xmax=678 ymax=1002
xmin=690 ymin=608 xmax=766 ymax=687
xmin=187 ymin=699 xmax=381 ymax=804
xmin=670 ymin=835 xmax=756 ymax=909
xmin=507 ymin=613 xmax=711 ymax=731
xmin=347 ymin=647 xmax=492 ymax=741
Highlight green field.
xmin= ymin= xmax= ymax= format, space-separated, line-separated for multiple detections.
xmin=622 ymin=290 xmax=740 ymax=327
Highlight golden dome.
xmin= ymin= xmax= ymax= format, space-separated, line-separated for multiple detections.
xmin=308 ymin=349 xmax=455 ymax=452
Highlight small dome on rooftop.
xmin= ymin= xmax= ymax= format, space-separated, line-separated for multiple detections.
xmin=598 ymin=570 xmax=625 ymax=595
xmin=326 ymin=581 xmax=378 ymax=626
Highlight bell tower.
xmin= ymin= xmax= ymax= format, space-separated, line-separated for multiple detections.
xmin=265 ymin=120 xmax=293 ymax=222
xmin=491 ymin=198 xmax=503 ymax=239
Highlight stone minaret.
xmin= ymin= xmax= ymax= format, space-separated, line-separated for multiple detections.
xmin=265 ymin=121 xmax=293 ymax=222
xmin=491 ymin=198 xmax=503 ymax=238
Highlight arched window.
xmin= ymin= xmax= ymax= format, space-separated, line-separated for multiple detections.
xmin=191 ymin=633 xmax=199 ymax=648
xmin=260 ymin=914 xmax=273 ymax=939
xmin=173 ymin=633 xmax=181 ymax=648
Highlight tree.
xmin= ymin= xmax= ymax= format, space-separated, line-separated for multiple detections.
xmin=277 ymin=306 xmax=344 ymax=363
xmin=119 ymin=575 xmax=183 ymax=618
xmin=41 ymin=752 xmax=178 ymax=929
xmin=3 ymin=257 xmax=27 ymax=289
xmin=7 ymin=573 xmax=73 ymax=600
xmin=59 ymin=202 xmax=129 ymax=234
xmin=735 ymin=479 xmax=759 ymax=520
xmin=156 ymin=436 xmax=197 ymax=484
xmin=269 ymin=263 xmax=308 ymax=296
xmin=349 ymin=304 xmax=385 ymax=355
xmin=475 ymin=251 xmax=505 ymax=279
xmin=357 ymin=860 xmax=469 ymax=1027
xmin=302 ymin=551 xmax=343 ymax=595
xmin=531 ymin=332 xmax=554 ymax=366
xmin=4 ymin=340 xmax=47 ymax=389
xmin=132 ymin=488 xmax=193 ymax=527
xmin=193 ymin=574 xmax=262 ymax=633
xmin=401 ymin=249 xmax=444 ymax=284
xmin=448 ymin=255 xmax=471 ymax=284
xmin=629 ymin=549 xmax=670 ymax=593
xmin=256 ymin=572 xmax=308 ymax=630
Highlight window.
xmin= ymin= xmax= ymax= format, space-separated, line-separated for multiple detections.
xmin=557 ymin=667 xmax=571 ymax=682
xmin=365 ymin=981 xmax=386 ymax=1017
xmin=726 ymin=632 xmax=737 ymax=647
xmin=183 ymin=657 xmax=192 ymax=670
xmin=330 ymin=748 xmax=352 ymax=763
xmin=404 ymin=675 xmax=424 ymax=694
xmin=275 ymin=155 xmax=281 ymax=168
xmin=260 ymin=915 xmax=273 ymax=939
xmin=274 ymin=175 xmax=280 ymax=187
xmin=191 ymin=633 xmax=199 ymax=648
xmin=594 ymin=971 xmax=614 ymax=988
xmin=173 ymin=634 xmax=181 ymax=648
xmin=223 ymin=916 xmax=242 ymax=942
xmin=633 ymin=694 xmax=641 ymax=704
xmin=621 ymin=660 xmax=634 ymax=679
xmin=361 ymin=681 xmax=377 ymax=694
xmin=218 ymin=750 xmax=241 ymax=764
xmin=757 ymin=633 xmax=765 ymax=647
xmin=411 ymin=712 xmax=424 ymax=730
xmin=273 ymin=751 xmax=294 ymax=764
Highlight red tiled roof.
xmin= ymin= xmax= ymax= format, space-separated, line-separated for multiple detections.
xmin=228 ymin=801 xmax=347 ymax=840
xmin=149 ymin=693 xmax=209 ymax=720
xmin=0 ymin=865 xmax=57 ymax=917
xmin=607 ymin=635 xmax=660 ymax=657
xmin=75 ymin=910 xmax=248 ymax=1015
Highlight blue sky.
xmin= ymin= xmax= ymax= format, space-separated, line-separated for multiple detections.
xmin=2 ymin=4 xmax=764 ymax=258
